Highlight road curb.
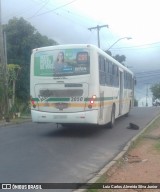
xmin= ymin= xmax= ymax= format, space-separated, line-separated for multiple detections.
xmin=74 ymin=113 xmax=160 ymax=192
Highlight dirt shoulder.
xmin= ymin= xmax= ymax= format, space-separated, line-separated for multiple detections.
xmin=0 ymin=115 xmax=31 ymax=127
xmin=95 ymin=115 xmax=160 ymax=192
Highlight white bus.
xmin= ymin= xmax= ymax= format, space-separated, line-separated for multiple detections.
xmin=30 ymin=44 xmax=134 ymax=127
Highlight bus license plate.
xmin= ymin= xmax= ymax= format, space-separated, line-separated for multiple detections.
xmin=54 ymin=115 xmax=67 ymax=119
xmin=55 ymin=103 xmax=68 ymax=110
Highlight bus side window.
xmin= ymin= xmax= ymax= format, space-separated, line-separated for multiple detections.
xmin=108 ymin=62 xmax=113 ymax=86
xmin=113 ymin=65 xmax=119 ymax=87
xmin=128 ymin=74 xmax=132 ymax=89
xmin=124 ymin=72 xmax=127 ymax=88
xmin=116 ymin=66 xmax=119 ymax=87
xmin=105 ymin=60 xmax=109 ymax=85
xmin=112 ymin=64 xmax=115 ymax=86
xmin=124 ymin=72 xmax=132 ymax=89
xmin=127 ymin=73 xmax=129 ymax=89
xmin=99 ymin=55 xmax=105 ymax=85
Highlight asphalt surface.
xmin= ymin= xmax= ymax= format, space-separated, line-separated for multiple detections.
xmin=0 ymin=107 xmax=160 ymax=192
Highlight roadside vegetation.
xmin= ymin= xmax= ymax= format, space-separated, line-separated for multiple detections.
xmin=0 ymin=17 xmax=159 ymax=121
xmin=0 ymin=17 xmax=58 ymax=120
xmin=85 ymin=115 xmax=160 ymax=192
xmin=150 ymin=83 xmax=160 ymax=100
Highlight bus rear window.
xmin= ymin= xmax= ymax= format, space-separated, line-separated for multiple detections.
xmin=34 ymin=48 xmax=90 ymax=77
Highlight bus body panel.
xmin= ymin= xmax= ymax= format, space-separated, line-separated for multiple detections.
xmin=31 ymin=109 xmax=98 ymax=124
xmin=30 ymin=44 xmax=134 ymax=125
xmin=33 ymin=82 xmax=89 ymax=113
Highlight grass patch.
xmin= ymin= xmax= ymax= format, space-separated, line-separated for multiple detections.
xmin=85 ymin=175 xmax=107 ymax=192
xmin=85 ymin=159 xmax=125 ymax=192
xmin=86 ymin=189 xmax=98 ymax=192
xmin=144 ymin=115 xmax=160 ymax=134
xmin=85 ymin=115 xmax=160 ymax=192
xmin=154 ymin=140 xmax=160 ymax=151
xmin=128 ymin=134 xmax=144 ymax=150
xmin=129 ymin=115 xmax=160 ymax=150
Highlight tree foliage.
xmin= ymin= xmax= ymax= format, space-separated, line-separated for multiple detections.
xmin=113 ymin=54 xmax=126 ymax=65
xmin=3 ymin=17 xmax=58 ymax=102
xmin=0 ymin=83 xmax=3 ymax=118
xmin=150 ymin=83 xmax=160 ymax=99
xmin=7 ymin=64 xmax=21 ymax=100
xmin=105 ymin=50 xmax=112 ymax=56
xmin=104 ymin=50 xmax=126 ymax=65
xmin=8 ymin=64 xmax=21 ymax=81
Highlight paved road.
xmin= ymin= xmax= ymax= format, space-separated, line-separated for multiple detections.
xmin=0 ymin=107 xmax=160 ymax=191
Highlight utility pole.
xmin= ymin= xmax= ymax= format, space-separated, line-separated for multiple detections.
xmin=88 ymin=24 xmax=108 ymax=48
xmin=0 ymin=0 xmax=9 ymax=120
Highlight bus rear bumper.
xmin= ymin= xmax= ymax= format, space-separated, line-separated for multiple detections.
xmin=31 ymin=110 xmax=98 ymax=124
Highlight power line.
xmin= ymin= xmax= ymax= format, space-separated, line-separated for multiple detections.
xmin=110 ymin=41 xmax=160 ymax=50
xmin=135 ymin=69 xmax=160 ymax=75
xmin=137 ymin=75 xmax=160 ymax=80
xmin=28 ymin=0 xmax=78 ymax=19
xmin=136 ymin=73 xmax=160 ymax=78
xmin=134 ymin=70 xmax=160 ymax=84
xmin=135 ymin=69 xmax=160 ymax=74
xmin=28 ymin=0 xmax=50 ymax=19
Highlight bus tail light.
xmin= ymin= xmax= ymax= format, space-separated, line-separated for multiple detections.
xmin=31 ymin=100 xmax=36 ymax=108
xmin=90 ymin=95 xmax=96 ymax=104
xmin=88 ymin=95 xmax=96 ymax=108
xmin=90 ymin=99 xmax=94 ymax=104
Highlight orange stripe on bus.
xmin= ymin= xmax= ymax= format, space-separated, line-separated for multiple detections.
xmin=37 ymin=99 xmax=130 ymax=108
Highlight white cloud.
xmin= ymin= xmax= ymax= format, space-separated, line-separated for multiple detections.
xmin=2 ymin=0 xmax=160 ymax=73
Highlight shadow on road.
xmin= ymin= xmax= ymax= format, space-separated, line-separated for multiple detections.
xmin=42 ymin=124 xmax=110 ymax=138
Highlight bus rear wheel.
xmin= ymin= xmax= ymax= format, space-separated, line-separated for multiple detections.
xmin=125 ymin=101 xmax=131 ymax=117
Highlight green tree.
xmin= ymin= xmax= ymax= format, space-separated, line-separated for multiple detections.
xmin=104 ymin=50 xmax=126 ymax=65
xmin=8 ymin=64 xmax=21 ymax=106
xmin=105 ymin=50 xmax=112 ymax=56
xmin=113 ymin=54 xmax=126 ymax=65
xmin=0 ymin=83 xmax=3 ymax=118
xmin=150 ymin=83 xmax=160 ymax=99
xmin=3 ymin=17 xmax=58 ymax=102
xmin=0 ymin=65 xmax=5 ymax=118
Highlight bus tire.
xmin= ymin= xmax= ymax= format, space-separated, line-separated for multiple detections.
xmin=125 ymin=101 xmax=131 ymax=117
xmin=108 ymin=105 xmax=115 ymax=128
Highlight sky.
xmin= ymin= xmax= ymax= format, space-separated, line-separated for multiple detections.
xmin=1 ymin=0 xmax=160 ymax=100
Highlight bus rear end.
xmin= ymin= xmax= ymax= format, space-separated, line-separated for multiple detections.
xmin=30 ymin=45 xmax=99 ymax=124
